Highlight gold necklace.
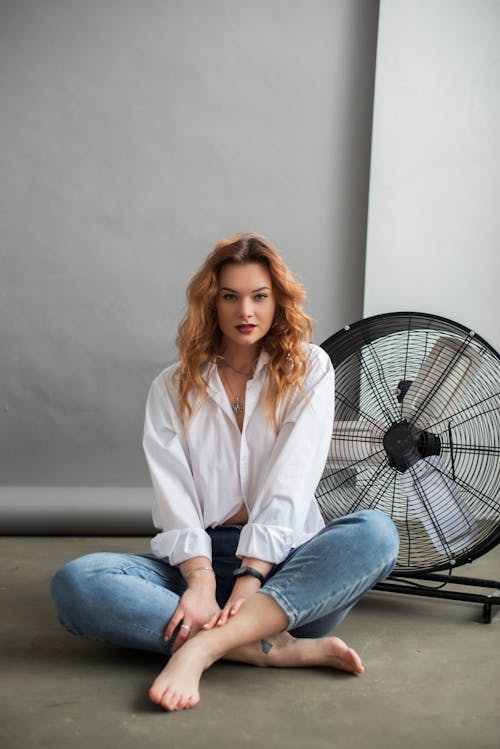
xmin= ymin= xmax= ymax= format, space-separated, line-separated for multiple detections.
xmin=216 ymin=354 xmax=257 ymax=379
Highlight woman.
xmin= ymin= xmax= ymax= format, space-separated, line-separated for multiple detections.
xmin=52 ymin=232 xmax=399 ymax=712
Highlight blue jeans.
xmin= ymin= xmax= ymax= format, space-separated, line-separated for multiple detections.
xmin=51 ymin=510 xmax=399 ymax=654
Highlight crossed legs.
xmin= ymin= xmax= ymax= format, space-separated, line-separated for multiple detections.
xmin=52 ymin=510 xmax=399 ymax=712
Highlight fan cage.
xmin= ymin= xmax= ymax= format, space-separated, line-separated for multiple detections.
xmin=316 ymin=312 xmax=500 ymax=574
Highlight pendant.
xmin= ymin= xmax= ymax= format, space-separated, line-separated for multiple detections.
xmin=232 ymin=397 xmax=244 ymax=414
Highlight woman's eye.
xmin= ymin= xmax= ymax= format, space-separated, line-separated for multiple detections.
xmin=223 ymin=293 xmax=237 ymax=301
xmin=254 ymin=294 xmax=268 ymax=301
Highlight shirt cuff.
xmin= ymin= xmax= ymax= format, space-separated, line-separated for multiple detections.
xmin=151 ymin=528 xmax=212 ymax=566
xmin=236 ymin=523 xmax=295 ymax=565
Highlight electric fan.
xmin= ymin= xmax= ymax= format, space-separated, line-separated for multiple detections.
xmin=316 ymin=312 xmax=500 ymax=622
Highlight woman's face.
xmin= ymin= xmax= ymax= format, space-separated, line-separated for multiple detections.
xmin=216 ymin=262 xmax=276 ymax=352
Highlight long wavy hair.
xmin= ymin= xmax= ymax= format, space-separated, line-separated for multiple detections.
xmin=176 ymin=232 xmax=313 ymax=429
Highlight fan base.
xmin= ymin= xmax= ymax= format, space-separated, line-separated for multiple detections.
xmin=374 ymin=571 xmax=500 ymax=623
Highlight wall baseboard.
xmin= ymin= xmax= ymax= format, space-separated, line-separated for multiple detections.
xmin=0 ymin=487 xmax=155 ymax=535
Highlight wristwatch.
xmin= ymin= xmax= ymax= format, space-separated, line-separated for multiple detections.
xmin=232 ymin=566 xmax=266 ymax=585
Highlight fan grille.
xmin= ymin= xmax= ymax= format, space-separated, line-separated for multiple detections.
xmin=316 ymin=312 xmax=500 ymax=574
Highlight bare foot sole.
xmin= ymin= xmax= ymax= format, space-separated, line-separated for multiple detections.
xmin=319 ymin=636 xmax=364 ymax=673
xmin=225 ymin=633 xmax=364 ymax=674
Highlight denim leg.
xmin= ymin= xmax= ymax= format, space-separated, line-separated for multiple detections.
xmin=50 ymin=528 xmax=242 ymax=654
xmin=51 ymin=553 xmax=185 ymax=653
xmin=260 ymin=510 xmax=399 ymax=638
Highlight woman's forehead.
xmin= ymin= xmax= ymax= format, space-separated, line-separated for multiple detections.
xmin=217 ymin=262 xmax=272 ymax=291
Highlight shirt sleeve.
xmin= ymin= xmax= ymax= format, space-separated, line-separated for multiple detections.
xmin=142 ymin=371 xmax=212 ymax=566
xmin=236 ymin=346 xmax=335 ymax=564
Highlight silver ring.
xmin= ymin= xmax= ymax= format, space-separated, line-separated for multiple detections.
xmin=180 ymin=624 xmax=191 ymax=632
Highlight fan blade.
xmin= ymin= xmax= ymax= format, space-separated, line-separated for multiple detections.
xmin=402 ymin=336 xmax=480 ymax=429
xmin=329 ymin=421 xmax=385 ymax=467
xmin=398 ymin=455 xmax=478 ymax=556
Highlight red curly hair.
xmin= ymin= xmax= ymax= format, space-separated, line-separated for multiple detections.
xmin=176 ymin=232 xmax=313 ymax=429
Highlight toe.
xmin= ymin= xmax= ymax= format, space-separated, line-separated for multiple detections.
xmin=160 ymin=688 xmax=178 ymax=711
xmin=177 ymin=694 xmax=192 ymax=710
xmin=347 ymin=648 xmax=364 ymax=673
xmin=149 ymin=685 xmax=161 ymax=704
xmin=187 ymin=693 xmax=199 ymax=708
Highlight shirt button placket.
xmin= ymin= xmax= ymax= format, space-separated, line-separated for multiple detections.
xmin=240 ymin=436 xmax=249 ymax=496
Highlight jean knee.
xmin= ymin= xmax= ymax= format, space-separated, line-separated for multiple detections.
xmin=51 ymin=554 xmax=104 ymax=631
xmin=357 ymin=509 xmax=399 ymax=565
xmin=52 ymin=553 xmax=93 ymax=594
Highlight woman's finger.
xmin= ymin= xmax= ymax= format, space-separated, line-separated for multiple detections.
xmin=229 ymin=598 xmax=245 ymax=616
xmin=171 ymin=620 xmax=192 ymax=652
xmin=216 ymin=596 xmax=246 ymax=626
xmin=216 ymin=601 xmax=233 ymax=626
xmin=202 ymin=612 xmax=220 ymax=630
xmin=164 ymin=605 xmax=185 ymax=641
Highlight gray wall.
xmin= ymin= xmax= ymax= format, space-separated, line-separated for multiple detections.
xmin=1 ymin=0 xmax=379 ymax=492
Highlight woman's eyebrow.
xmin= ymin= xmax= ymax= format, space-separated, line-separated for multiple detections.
xmin=220 ymin=286 xmax=271 ymax=293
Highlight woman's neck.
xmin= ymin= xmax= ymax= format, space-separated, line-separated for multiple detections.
xmin=218 ymin=344 xmax=260 ymax=372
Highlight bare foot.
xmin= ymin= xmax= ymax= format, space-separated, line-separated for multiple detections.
xmin=149 ymin=634 xmax=215 ymax=711
xmin=225 ymin=633 xmax=364 ymax=674
xmin=150 ymin=633 xmax=363 ymax=710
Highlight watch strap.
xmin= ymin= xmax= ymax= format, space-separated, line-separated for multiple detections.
xmin=233 ymin=566 xmax=266 ymax=585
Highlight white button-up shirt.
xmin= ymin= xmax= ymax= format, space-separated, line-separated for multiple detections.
xmin=143 ymin=343 xmax=335 ymax=566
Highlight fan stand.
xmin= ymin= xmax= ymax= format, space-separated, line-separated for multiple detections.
xmin=374 ymin=570 xmax=500 ymax=623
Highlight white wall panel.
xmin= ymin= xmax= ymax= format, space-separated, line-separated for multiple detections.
xmin=365 ymin=0 xmax=500 ymax=351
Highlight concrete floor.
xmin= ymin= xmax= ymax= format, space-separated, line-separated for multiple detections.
xmin=1 ymin=536 xmax=499 ymax=749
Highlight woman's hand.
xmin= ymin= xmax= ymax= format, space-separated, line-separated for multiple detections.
xmin=164 ymin=570 xmax=220 ymax=652
xmin=216 ymin=557 xmax=274 ymax=626
xmin=215 ymin=575 xmax=262 ymax=627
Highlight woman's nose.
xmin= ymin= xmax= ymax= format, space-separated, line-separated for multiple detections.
xmin=239 ymin=298 xmax=254 ymax=318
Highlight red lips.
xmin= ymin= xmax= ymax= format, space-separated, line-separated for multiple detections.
xmin=236 ymin=324 xmax=257 ymax=334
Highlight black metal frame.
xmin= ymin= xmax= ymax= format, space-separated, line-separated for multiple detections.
xmin=374 ymin=571 xmax=500 ymax=623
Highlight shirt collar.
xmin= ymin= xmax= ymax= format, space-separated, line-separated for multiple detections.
xmin=254 ymin=348 xmax=270 ymax=374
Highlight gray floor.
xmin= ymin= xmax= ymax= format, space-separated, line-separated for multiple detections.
xmin=1 ymin=536 xmax=499 ymax=749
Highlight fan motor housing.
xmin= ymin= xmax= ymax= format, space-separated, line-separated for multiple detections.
xmin=383 ymin=420 xmax=441 ymax=472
